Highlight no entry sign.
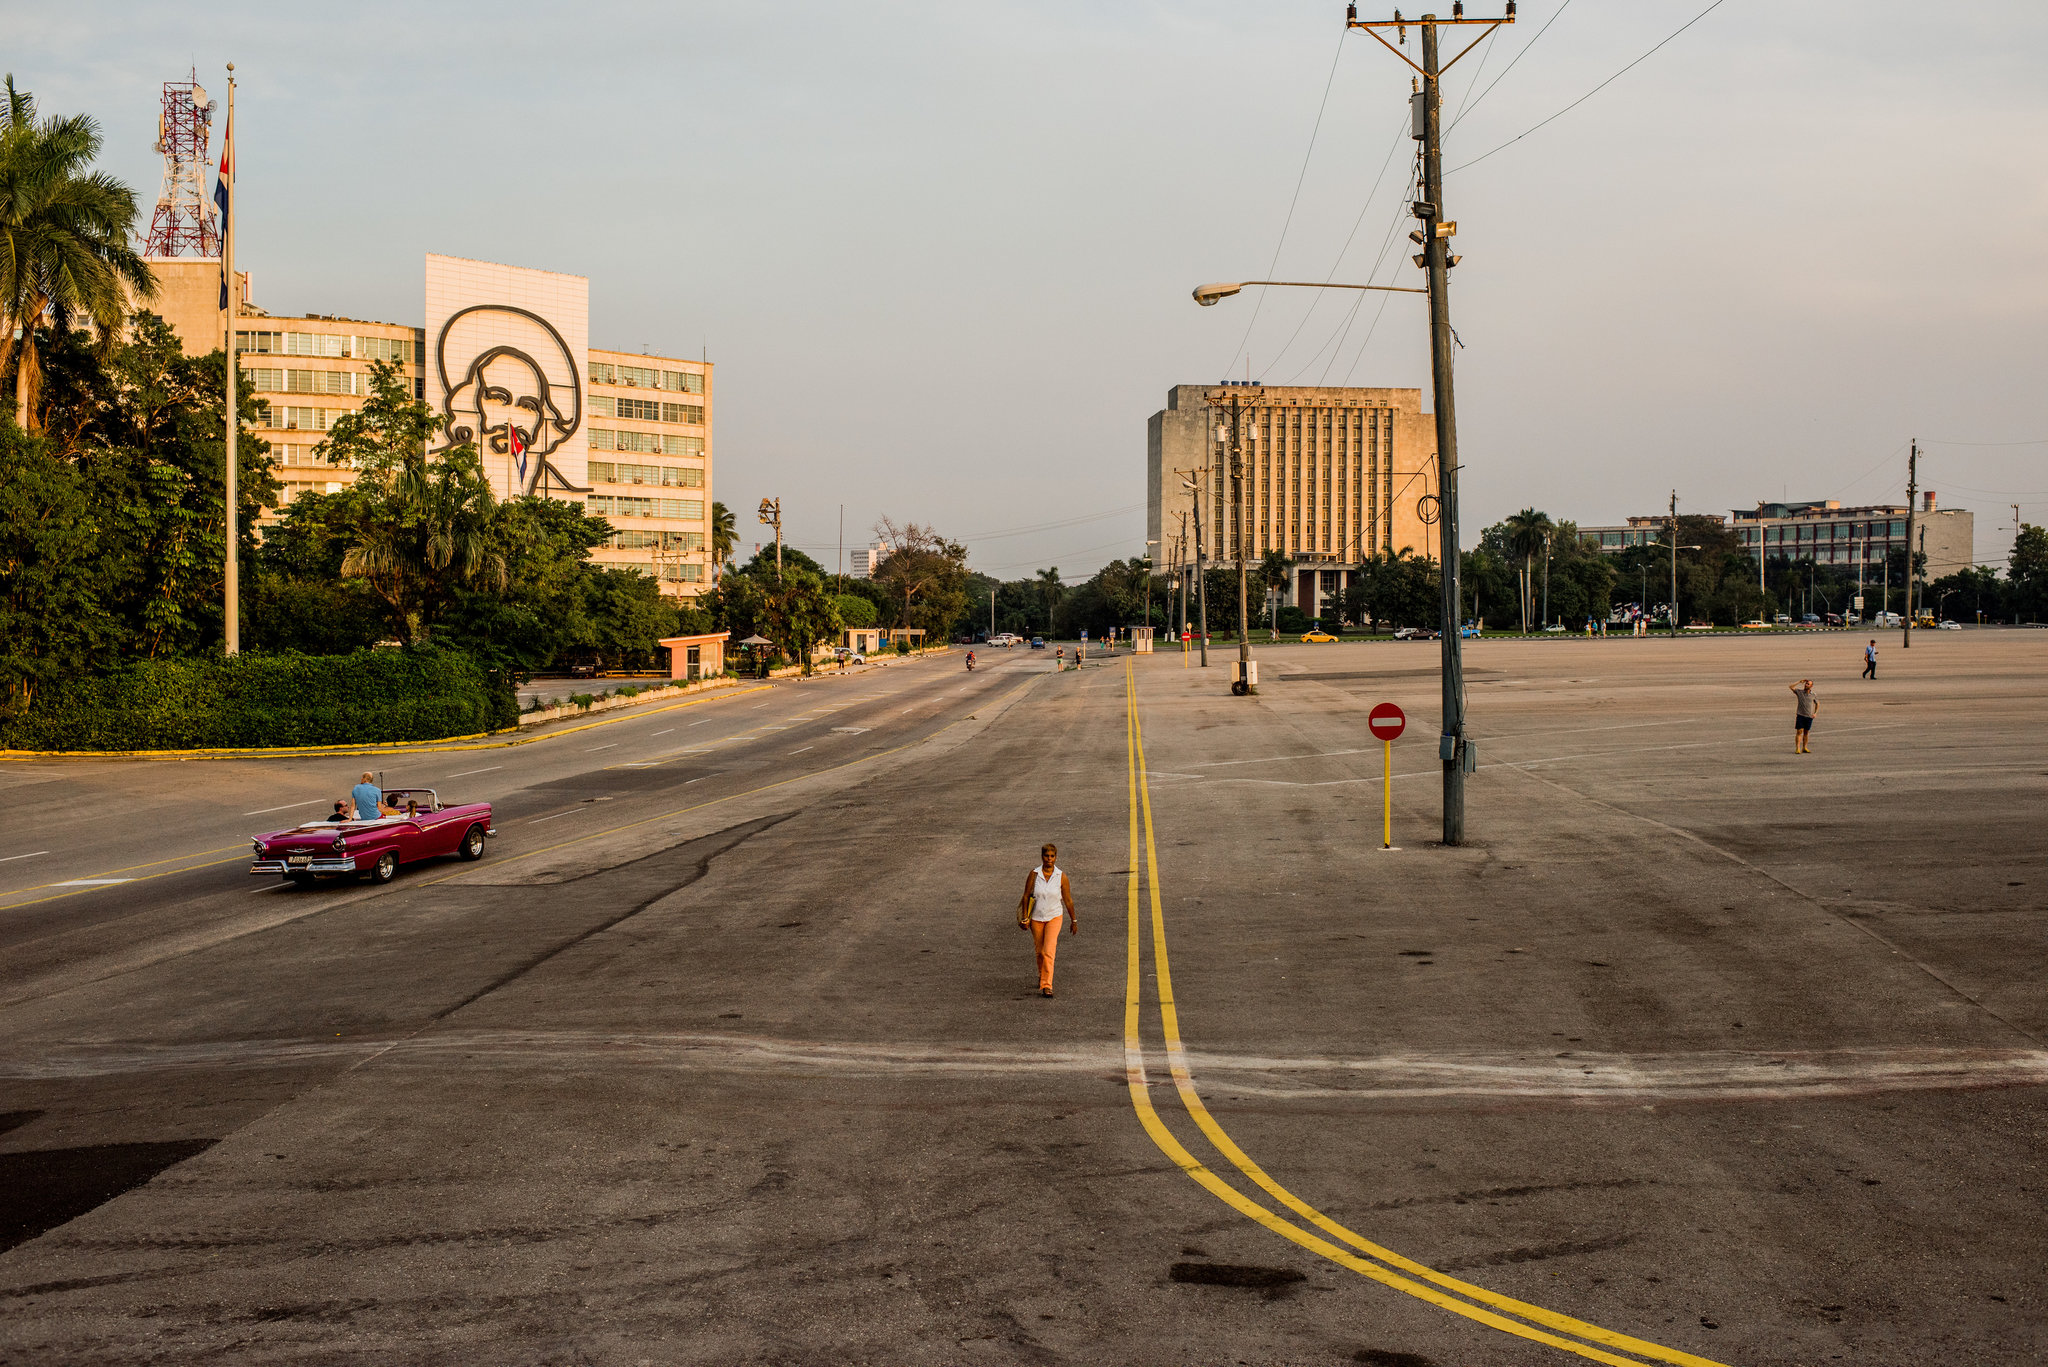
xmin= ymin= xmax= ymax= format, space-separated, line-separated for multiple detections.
xmin=1368 ymin=702 xmax=1406 ymax=742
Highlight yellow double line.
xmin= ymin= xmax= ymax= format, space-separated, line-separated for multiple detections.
xmin=1119 ymin=662 xmax=1729 ymax=1367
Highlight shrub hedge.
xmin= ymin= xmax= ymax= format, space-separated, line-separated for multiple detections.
xmin=0 ymin=647 xmax=518 ymax=752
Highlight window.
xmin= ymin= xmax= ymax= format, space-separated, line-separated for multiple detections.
xmin=589 ymin=362 xmax=615 ymax=385
xmin=586 ymin=496 xmax=704 ymax=520
xmin=244 ymin=367 xmax=362 ymax=396
xmin=254 ymin=403 xmax=341 ymax=432
xmin=588 ymin=461 xmax=702 ymax=488
xmin=589 ymin=395 xmax=614 ymax=417
xmin=589 ymin=428 xmax=657 ymax=453
xmin=617 ymin=397 xmax=662 ymax=421
xmin=661 ymin=402 xmax=705 ymax=425
xmin=354 ymin=335 xmax=414 ymax=364
xmin=660 ymin=370 xmax=704 ymax=394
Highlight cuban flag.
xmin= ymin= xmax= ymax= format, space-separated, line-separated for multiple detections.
xmin=508 ymin=421 xmax=528 ymax=487
xmin=214 ymin=107 xmax=232 ymax=309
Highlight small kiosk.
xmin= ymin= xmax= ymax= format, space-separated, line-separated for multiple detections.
xmin=659 ymin=631 xmax=731 ymax=682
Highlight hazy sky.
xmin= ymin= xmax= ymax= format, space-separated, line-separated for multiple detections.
xmin=16 ymin=2 xmax=2047 ymax=575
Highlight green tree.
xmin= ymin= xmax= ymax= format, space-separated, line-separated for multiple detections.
xmin=317 ymin=362 xmax=505 ymax=645
xmin=0 ymin=420 xmax=109 ymax=711
xmin=709 ymin=499 xmax=736 ymax=581
xmin=1345 ymin=547 xmax=1439 ymax=631
xmin=760 ymin=568 xmax=843 ymax=674
xmin=1501 ymin=508 xmax=1554 ymax=633
xmin=871 ymin=518 xmax=970 ymax=644
xmin=35 ymin=314 xmax=277 ymax=658
xmin=0 ymin=76 xmax=156 ymax=430
xmin=835 ymin=593 xmax=877 ymax=628
xmin=1256 ymin=548 xmax=1292 ymax=634
xmin=1035 ymin=566 xmax=1065 ymax=634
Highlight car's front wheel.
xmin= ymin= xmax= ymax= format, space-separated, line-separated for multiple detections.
xmin=368 ymin=851 xmax=398 ymax=884
xmin=458 ymin=825 xmax=487 ymax=861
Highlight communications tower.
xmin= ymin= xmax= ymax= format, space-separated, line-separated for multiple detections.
xmin=142 ymin=72 xmax=219 ymax=257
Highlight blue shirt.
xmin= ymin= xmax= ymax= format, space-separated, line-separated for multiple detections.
xmin=351 ymin=782 xmax=382 ymax=820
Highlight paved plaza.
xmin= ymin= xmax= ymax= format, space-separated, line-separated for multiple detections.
xmin=1 ymin=633 xmax=2043 ymax=1365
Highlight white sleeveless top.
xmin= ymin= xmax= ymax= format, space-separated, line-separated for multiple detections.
xmin=1030 ymin=866 xmax=1066 ymax=922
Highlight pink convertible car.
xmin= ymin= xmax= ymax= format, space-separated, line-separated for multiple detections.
xmin=250 ymin=787 xmax=496 ymax=886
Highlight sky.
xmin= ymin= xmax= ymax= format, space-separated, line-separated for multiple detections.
xmin=13 ymin=1 xmax=2047 ymax=577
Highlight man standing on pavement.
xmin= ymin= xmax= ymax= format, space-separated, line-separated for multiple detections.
xmin=351 ymin=771 xmax=383 ymax=821
xmin=1017 ymin=843 xmax=1077 ymax=998
xmin=1863 ymin=639 xmax=1878 ymax=679
xmin=1791 ymin=679 xmax=1819 ymax=754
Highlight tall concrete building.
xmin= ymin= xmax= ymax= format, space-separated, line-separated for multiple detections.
xmin=1147 ymin=383 xmax=1437 ymax=613
xmin=140 ymin=254 xmax=714 ymax=597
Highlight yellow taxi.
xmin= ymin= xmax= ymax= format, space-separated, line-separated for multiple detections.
xmin=1300 ymin=630 xmax=1339 ymax=643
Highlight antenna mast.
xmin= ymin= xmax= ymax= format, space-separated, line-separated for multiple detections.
xmin=143 ymin=71 xmax=220 ymax=257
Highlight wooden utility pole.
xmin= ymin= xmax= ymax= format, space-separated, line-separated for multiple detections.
xmin=1669 ymin=490 xmax=1680 ymax=638
xmin=1350 ymin=4 xmax=1511 ymax=845
xmin=1206 ymin=387 xmax=1262 ymax=695
xmin=1178 ymin=468 xmax=1211 ymax=667
xmin=1902 ymin=439 xmax=1918 ymax=648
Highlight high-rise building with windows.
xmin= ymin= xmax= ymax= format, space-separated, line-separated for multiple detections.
xmin=1578 ymin=496 xmax=1973 ymax=581
xmin=138 ymin=255 xmax=714 ymax=597
xmin=1147 ymin=383 xmax=1437 ymax=613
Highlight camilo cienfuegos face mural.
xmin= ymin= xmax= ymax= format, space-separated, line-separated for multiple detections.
xmin=433 ymin=304 xmax=583 ymax=495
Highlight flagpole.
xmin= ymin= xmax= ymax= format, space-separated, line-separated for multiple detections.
xmin=221 ymin=63 xmax=239 ymax=655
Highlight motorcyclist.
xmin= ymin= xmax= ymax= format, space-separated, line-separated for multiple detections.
xmin=966 ymin=651 xmax=976 ymax=671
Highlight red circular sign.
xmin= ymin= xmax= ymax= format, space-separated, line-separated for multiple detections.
xmin=1368 ymin=702 xmax=1407 ymax=741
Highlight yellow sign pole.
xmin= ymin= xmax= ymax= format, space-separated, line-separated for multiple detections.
xmin=1382 ymin=740 xmax=1393 ymax=849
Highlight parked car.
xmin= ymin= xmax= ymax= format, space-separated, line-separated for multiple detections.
xmin=250 ymin=788 xmax=494 ymax=887
xmin=1030 ymin=637 xmax=1046 ymax=649
xmin=1542 ymin=623 xmax=1566 ymax=633
xmin=1460 ymin=623 xmax=1482 ymax=638
xmin=1938 ymin=619 xmax=1962 ymax=630
xmin=1801 ymin=613 xmax=1822 ymax=625
xmin=1824 ymin=612 xmax=1843 ymax=626
xmin=1301 ymin=631 xmax=1338 ymax=643
xmin=833 ymin=647 xmax=867 ymax=664
xmin=1773 ymin=614 xmax=1791 ymax=625
xmin=988 ymin=633 xmax=1021 ymax=647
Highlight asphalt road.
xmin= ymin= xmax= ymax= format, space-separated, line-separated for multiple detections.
xmin=1 ymin=634 xmax=2043 ymax=1365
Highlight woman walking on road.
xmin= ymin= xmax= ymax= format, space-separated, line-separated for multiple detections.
xmin=1791 ymin=679 xmax=1819 ymax=753
xmin=1017 ymin=843 xmax=1078 ymax=997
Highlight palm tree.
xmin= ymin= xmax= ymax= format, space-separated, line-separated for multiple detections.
xmin=709 ymin=500 xmax=736 ymax=583
xmin=1502 ymin=508 xmax=1554 ymax=634
xmin=1036 ymin=566 xmax=1064 ymax=635
xmin=340 ymin=445 xmax=506 ymax=646
xmin=1 ymin=76 xmax=155 ymax=430
xmin=1256 ymin=548 xmax=1292 ymax=636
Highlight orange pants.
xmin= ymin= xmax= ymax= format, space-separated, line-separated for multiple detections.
xmin=1031 ymin=915 xmax=1064 ymax=990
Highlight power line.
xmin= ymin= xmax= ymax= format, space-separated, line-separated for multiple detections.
xmin=957 ymin=502 xmax=1147 ymax=543
xmin=1923 ymin=436 xmax=2048 ymax=447
xmin=1223 ymin=31 xmax=1350 ymax=378
xmin=1447 ymin=0 xmax=1576 ymax=130
xmin=1267 ymin=112 xmax=1411 ymax=382
xmin=1447 ymin=0 xmax=1730 ymax=176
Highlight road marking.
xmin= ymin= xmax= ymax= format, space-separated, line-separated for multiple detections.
xmin=790 ymin=746 xmax=814 ymax=754
xmin=1119 ymin=663 xmax=1723 ymax=1367
xmin=586 ymin=743 xmax=618 ymax=752
xmin=689 ymin=719 xmax=714 ymax=726
xmin=831 ymin=727 xmax=870 ymax=735
xmin=0 ymin=851 xmax=49 ymax=863
xmin=751 ymin=703 xmax=771 ymax=709
xmin=650 ymin=730 xmax=674 ymax=737
xmin=528 ymin=812 xmax=574 ymax=824
xmin=242 ymin=799 xmax=326 ymax=816
xmin=52 ymin=879 xmax=135 ymax=887
xmin=443 ymin=766 xmax=503 ymax=779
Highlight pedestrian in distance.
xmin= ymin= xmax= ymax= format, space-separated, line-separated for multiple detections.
xmin=1862 ymin=639 xmax=1877 ymax=679
xmin=1016 ymin=843 xmax=1078 ymax=997
xmin=351 ymin=771 xmax=383 ymax=820
xmin=1790 ymin=679 xmax=1819 ymax=754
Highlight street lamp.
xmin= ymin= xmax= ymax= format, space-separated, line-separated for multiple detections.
xmin=1194 ymin=280 xmax=1426 ymax=306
